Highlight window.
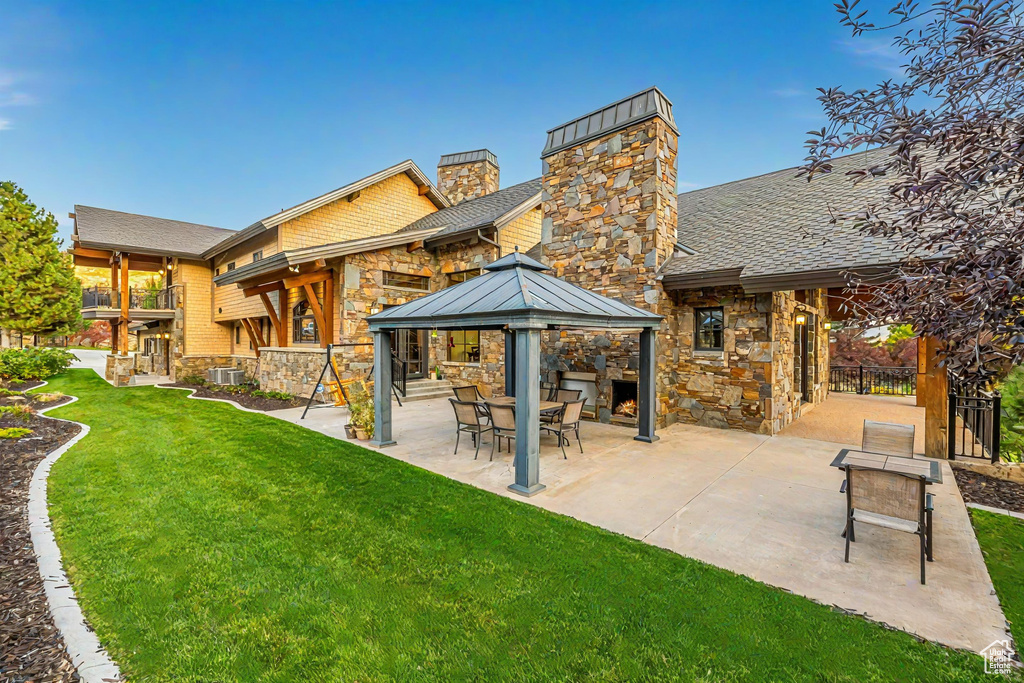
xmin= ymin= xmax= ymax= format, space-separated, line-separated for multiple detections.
xmin=447 ymin=330 xmax=480 ymax=363
xmin=694 ymin=307 xmax=724 ymax=351
xmin=383 ymin=271 xmax=430 ymax=291
xmin=448 ymin=269 xmax=481 ymax=286
xmin=292 ymin=300 xmax=319 ymax=344
xmin=235 ymin=324 xmax=241 ymax=345
xmin=215 ymin=267 xmax=220 ymax=276
xmin=252 ymin=250 xmax=263 ymax=262
xmin=226 ymin=262 xmax=236 ymax=271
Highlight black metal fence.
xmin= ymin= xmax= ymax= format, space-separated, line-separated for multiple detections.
xmin=948 ymin=373 xmax=1002 ymax=463
xmin=391 ymin=353 xmax=408 ymax=398
xmin=81 ymin=286 xmax=175 ymax=310
xmin=829 ymin=365 xmax=917 ymax=396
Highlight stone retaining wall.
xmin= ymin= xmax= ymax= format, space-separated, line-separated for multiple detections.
xmin=259 ymin=347 xmax=327 ymax=397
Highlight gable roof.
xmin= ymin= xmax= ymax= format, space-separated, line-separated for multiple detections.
xmin=73 ymin=205 xmax=236 ymax=259
xmin=397 ymin=177 xmax=542 ymax=244
xmin=662 ymin=147 xmax=912 ymax=292
xmin=203 ymin=159 xmax=450 ymax=258
xmin=368 ymin=249 xmax=661 ymax=331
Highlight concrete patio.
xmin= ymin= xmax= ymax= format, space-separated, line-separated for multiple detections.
xmin=272 ymin=395 xmax=1009 ymax=654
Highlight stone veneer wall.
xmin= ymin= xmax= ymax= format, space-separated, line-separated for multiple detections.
xmin=768 ymin=289 xmax=829 ymax=433
xmin=259 ymin=347 xmax=326 ymax=396
xmin=437 ymin=159 xmax=499 ymax=205
xmin=177 ymin=355 xmax=258 ymax=382
xmin=541 ymin=116 xmax=679 ymax=425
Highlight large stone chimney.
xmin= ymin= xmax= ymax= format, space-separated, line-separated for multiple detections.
xmin=539 ymin=88 xmax=679 ymax=426
xmin=541 ymin=88 xmax=678 ymax=307
xmin=437 ymin=149 xmax=499 ymax=205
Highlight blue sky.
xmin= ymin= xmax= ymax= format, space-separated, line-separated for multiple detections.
xmin=1 ymin=1 xmax=905 ymax=245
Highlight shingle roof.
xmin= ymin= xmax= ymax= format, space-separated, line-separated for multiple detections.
xmin=662 ymin=147 xmax=912 ymax=292
xmin=368 ymin=248 xmax=661 ymax=331
xmin=398 ymin=177 xmax=542 ymax=241
xmin=73 ymin=205 xmax=235 ymax=259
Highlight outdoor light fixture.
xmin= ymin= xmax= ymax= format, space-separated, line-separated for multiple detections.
xmin=795 ymin=313 xmax=807 ymax=325
xmin=824 ymin=321 xmax=832 ymax=330
xmin=431 ymin=329 xmax=438 ymax=338
xmin=163 ymin=333 xmax=170 ymax=339
xmin=289 ymin=265 xmax=300 ymax=273
xmin=158 ymin=269 xmax=165 ymax=276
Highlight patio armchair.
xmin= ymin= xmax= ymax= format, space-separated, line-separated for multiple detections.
xmin=453 ymin=385 xmax=489 ymax=423
xmin=842 ymin=465 xmax=934 ymax=584
xmin=488 ymin=403 xmax=517 ymax=460
xmin=449 ymin=398 xmax=493 ymax=460
xmin=541 ymin=388 xmax=583 ymax=423
xmin=541 ymin=399 xmax=585 ymax=459
xmin=862 ymin=420 xmax=916 ymax=457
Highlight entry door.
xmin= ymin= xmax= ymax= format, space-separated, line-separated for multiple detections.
xmin=391 ymin=329 xmax=427 ymax=379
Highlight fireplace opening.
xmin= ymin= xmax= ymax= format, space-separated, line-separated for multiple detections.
xmin=611 ymin=380 xmax=639 ymax=421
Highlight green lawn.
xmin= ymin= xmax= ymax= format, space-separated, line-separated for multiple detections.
xmin=41 ymin=370 xmax=994 ymax=681
xmin=971 ymin=509 xmax=1024 ymax=646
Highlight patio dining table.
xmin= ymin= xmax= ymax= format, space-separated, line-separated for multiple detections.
xmin=829 ymin=449 xmax=943 ymax=484
xmin=479 ymin=396 xmax=563 ymax=413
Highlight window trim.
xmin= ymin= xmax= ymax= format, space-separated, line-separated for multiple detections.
xmin=447 ymin=268 xmax=481 ymax=286
xmin=226 ymin=262 xmax=236 ymax=271
xmin=694 ymin=306 xmax=725 ymax=352
xmin=292 ymin=300 xmax=320 ymax=344
xmin=252 ymin=250 xmax=263 ymax=262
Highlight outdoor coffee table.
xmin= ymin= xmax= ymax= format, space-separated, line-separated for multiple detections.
xmin=829 ymin=449 xmax=943 ymax=484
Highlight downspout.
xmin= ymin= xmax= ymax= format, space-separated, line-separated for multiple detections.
xmin=477 ymin=228 xmax=501 ymax=258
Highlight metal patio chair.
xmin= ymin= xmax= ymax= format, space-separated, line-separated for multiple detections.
xmin=453 ymin=385 xmax=489 ymax=423
xmin=488 ymin=403 xmax=517 ymax=460
xmin=541 ymin=399 xmax=585 ymax=459
xmin=842 ymin=465 xmax=934 ymax=584
xmin=449 ymin=398 xmax=492 ymax=460
xmin=541 ymin=388 xmax=583 ymax=424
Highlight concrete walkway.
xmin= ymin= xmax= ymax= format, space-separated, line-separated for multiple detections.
xmin=271 ymin=398 xmax=1008 ymax=653
xmin=780 ymin=393 xmax=927 ymax=454
xmin=70 ymin=349 xmax=169 ymax=386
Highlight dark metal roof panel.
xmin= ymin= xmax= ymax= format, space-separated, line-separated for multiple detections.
xmin=542 ymin=87 xmax=678 ymax=157
xmin=438 ymin=149 xmax=498 ymax=168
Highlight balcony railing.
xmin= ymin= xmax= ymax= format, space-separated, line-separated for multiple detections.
xmin=829 ymin=365 xmax=917 ymax=396
xmin=82 ymin=285 xmax=175 ymax=310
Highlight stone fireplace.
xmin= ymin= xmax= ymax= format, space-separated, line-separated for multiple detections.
xmin=611 ymin=379 xmax=638 ymax=422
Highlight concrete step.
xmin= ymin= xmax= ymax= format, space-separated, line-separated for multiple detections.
xmin=402 ymin=389 xmax=456 ymax=402
xmin=401 ymin=378 xmax=454 ymax=402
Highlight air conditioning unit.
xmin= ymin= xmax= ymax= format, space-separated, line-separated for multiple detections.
xmin=224 ymin=370 xmax=245 ymax=386
xmin=207 ymin=368 xmax=220 ymax=384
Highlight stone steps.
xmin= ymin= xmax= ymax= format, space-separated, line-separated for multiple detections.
xmin=401 ymin=378 xmax=455 ymax=402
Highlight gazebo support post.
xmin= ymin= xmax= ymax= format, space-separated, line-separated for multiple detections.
xmin=371 ymin=330 xmax=396 ymax=447
xmin=635 ymin=326 xmax=659 ymax=443
xmin=504 ymin=329 xmax=516 ymax=397
xmin=509 ymin=327 xmax=544 ymax=496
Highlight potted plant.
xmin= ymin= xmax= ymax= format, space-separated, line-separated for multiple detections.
xmin=347 ymin=388 xmax=375 ymax=440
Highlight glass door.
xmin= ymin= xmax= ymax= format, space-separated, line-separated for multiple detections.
xmin=389 ymin=329 xmax=427 ymax=380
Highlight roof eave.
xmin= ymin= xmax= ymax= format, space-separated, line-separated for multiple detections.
xmin=75 ymin=239 xmax=206 ymax=261
xmin=660 ymin=268 xmax=744 ymax=290
xmin=738 ymin=264 xmax=904 ymax=294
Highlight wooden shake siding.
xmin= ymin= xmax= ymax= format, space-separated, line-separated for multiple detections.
xmin=499 ymin=207 xmax=542 ymax=254
xmin=213 ymin=231 xmax=280 ymax=322
xmin=279 ymin=173 xmax=438 ymax=250
xmin=175 ymin=260 xmax=231 ymax=355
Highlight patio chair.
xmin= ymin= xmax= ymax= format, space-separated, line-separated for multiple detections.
xmin=541 ymin=399 xmax=585 ymax=459
xmin=842 ymin=465 xmax=934 ymax=584
xmin=453 ymin=385 xmax=489 ymax=423
xmin=862 ymin=420 xmax=916 ymax=457
xmin=488 ymin=403 xmax=517 ymax=460
xmin=541 ymin=388 xmax=583 ymax=424
xmin=449 ymin=398 xmax=492 ymax=460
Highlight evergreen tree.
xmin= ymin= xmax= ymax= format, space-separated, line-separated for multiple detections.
xmin=0 ymin=181 xmax=82 ymax=337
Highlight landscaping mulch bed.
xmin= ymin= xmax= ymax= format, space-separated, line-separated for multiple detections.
xmin=162 ymin=383 xmax=306 ymax=412
xmin=954 ymin=467 xmax=1024 ymax=515
xmin=1 ymin=392 xmax=80 ymax=682
xmin=1 ymin=379 xmax=44 ymax=392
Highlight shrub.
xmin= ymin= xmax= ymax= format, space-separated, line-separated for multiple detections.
xmin=998 ymin=366 xmax=1024 ymax=463
xmin=348 ymin=387 xmax=374 ymax=438
xmin=253 ymin=389 xmax=293 ymax=401
xmin=0 ymin=427 xmax=32 ymax=439
xmin=0 ymin=387 xmax=20 ymax=397
xmin=0 ymin=347 xmax=76 ymax=381
xmin=33 ymin=392 xmax=66 ymax=403
xmin=179 ymin=374 xmax=206 ymax=386
xmin=0 ymin=404 xmax=33 ymax=423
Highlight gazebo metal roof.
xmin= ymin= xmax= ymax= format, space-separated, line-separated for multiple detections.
xmin=366 ymin=249 xmax=662 ymax=331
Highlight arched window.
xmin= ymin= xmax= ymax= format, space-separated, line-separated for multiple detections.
xmin=292 ymin=300 xmax=319 ymax=344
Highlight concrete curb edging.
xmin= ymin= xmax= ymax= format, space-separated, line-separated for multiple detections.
xmin=153 ymin=384 xmax=270 ymax=414
xmin=27 ymin=384 xmax=123 ymax=682
xmin=967 ymin=502 xmax=1024 ymax=521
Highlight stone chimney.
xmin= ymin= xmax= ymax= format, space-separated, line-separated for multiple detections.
xmin=541 ymin=88 xmax=678 ymax=308
xmin=437 ymin=149 xmax=499 ymax=205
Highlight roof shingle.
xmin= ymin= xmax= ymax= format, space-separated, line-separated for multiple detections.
xmin=73 ymin=205 xmax=235 ymax=259
xmin=398 ymin=178 xmax=541 ymax=239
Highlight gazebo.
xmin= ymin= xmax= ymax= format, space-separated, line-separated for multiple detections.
xmin=366 ymin=249 xmax=663 ymax=496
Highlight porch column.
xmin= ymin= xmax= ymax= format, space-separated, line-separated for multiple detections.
xmin=921 ymin=335 xmax=948 ymax=458
xmin=509 ymin=326 xmax=544 ymax=496
xmin=504 ymin=329 xmax=516 ymax=397
xmin=636 ymin=326 xmax=659 ymax=442
xmin=371 ymin=329 xmax=396 ymax=447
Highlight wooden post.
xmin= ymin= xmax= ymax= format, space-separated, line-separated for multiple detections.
xmin=302 ymin=283 xmax=328 ymax=348
xmin=915 ymin=336 xmax=927 ymax=407
xmin=922 ymin=335 xmax=948 ymax=458
xmin=279 ymin=290 xmax=289 ymax=347
xmin=110 ymin=258 xmax=119 ymax=354
xmin=323 ymin=275 xmax=335 ymax=345
xmin=119 ymin=254 xmax=130 ymax=356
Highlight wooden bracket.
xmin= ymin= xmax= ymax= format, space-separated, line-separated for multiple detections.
xmin=302 ymin=283 xmax=328 ymax=349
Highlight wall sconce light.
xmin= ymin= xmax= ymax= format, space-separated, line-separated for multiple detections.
xmin=823 ymin=321 xmax=832 ymax=330
xmin=431 ymin=329 xmax=438 ymax=338
xmin=288 ymin=265 xmax=300 ymax=273
xmin=163 ymin=333 xmax=171 ymax=339
xmin=795 ymin=313 xmax=807 ymax=325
